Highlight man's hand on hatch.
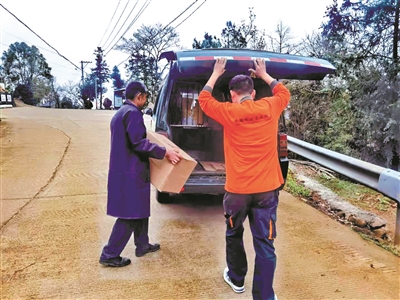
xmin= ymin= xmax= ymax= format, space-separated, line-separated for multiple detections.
xmin=248 ymin=58 xmax=267 ymax=78
xmin=205 ymin=57 xmax=227 ymax=89
xmin=249 ymin=58 xmax=274 ymax=85
xmin=213 ymin=57 xmax=227 ymax=77
xmin=165 ymin=148 xmax=182 ymax=165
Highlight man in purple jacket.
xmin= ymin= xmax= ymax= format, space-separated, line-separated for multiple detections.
xmin=99 ymin=81 xmax=182 ymax=267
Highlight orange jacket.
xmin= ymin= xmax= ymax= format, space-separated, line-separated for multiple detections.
xmin=198 ymin=82 xmax=290 ymax=194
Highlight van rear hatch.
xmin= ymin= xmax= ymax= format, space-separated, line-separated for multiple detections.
xmin=160 ymin=49 xmax=336 ymax=80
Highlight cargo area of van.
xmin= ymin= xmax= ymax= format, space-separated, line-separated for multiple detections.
xmin=167 ymin=81 xmax=225 ymax=175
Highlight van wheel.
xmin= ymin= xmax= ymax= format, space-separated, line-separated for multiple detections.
xmin=156 ymin=191 xmax=172 ymax=204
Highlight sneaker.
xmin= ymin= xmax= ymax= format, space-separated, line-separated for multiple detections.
xmin=223 ymin=267 xmax=245 ymax=293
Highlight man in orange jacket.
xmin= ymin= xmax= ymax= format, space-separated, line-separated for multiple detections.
xmin=198 ymin=58 xmax=290 ymax=300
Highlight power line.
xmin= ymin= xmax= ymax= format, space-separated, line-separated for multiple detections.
xmin=118 ymin=56 xmax=131 ymax=67
xmin=1 ymin=41 xmax=80 ymax=69
xmin=2 ymin=42 xmax=80 ymax=75
xmin=104 ymin=0 xmax=151 ymax=56
xmin=119 ymin=0 xmax=151 ymax=40
xmin=141 ymin=0 xmax=204 ymax=44
xmin=2 ymin=29 xmax=59 ymax=56
xmin=103 ymin=0 xmax=144 ymax=49
xmin=2 ymin=47 xmax=87 ymax=84
xmin=101 ymin=0 xmax=132 ymax=50
xmin=2 ymin=32 xmax=88 ymax=76
xmin=152 ymin=0 xmax=207 ymax=46
xmin=103 ymin=0 xmax=140 ymax=52
xmin=50 ymin=66 xmax=81 ymax=74
xmin=162 ymin=0 xmax=198 ymax=31
xmin=174 ymin=0 xmax=206 ymax=30
xmin=84 ymin=0 xmax=145 ymax=67
xmin=98 ymin=0 xmax=121 ymax=47
xmin=0 ymin=3 xmax=81 ymax=70
xmin=116 ymin=0 xmax=206 ymax=67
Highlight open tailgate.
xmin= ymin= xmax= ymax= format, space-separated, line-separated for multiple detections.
xmin=160 ymin=49 xmax=336 ymax=80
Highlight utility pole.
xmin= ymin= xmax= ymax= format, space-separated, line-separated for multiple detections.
xmin=80 ymin=61 xmax=91 ymax=86
xmin=94 ymin=77 xmax=98 ymax=109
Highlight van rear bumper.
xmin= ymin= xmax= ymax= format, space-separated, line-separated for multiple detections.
xmin=181 ymin=175 xmax=226 ymax=195
xmin=180 ymin=158 xmax=289 ymax=194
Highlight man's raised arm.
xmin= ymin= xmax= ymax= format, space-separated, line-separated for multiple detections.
xmin=249 ymin=58 xmax=290 ymax=112
xmin=198 ymin=58 xmax=230 ymax=124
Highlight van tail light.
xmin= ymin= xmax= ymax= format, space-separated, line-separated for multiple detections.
xmin=278 ymin=133 xmax=288 ymax=157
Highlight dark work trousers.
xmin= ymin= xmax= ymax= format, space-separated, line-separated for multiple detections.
xmin=223 ymin=189 xmax=279 ymax=300
xmin=100 ymin=218 xmax=149 ymax=260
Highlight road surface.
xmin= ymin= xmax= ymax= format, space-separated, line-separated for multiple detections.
xmin=1 ymin=105 xmax=399 ymax=299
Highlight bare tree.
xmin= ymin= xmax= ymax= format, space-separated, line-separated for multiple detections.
xmin=300 ymin=31 xmax=330 ymax=58
xmin=266 ymin=20 xmax=299 ymax=54
xmin=116 ymin=23 xmax=180 ymax=104
xmin=58 ymin=81 xmax=82 ymax=108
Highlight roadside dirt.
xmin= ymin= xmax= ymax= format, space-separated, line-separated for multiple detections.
xmin=289 ymin=161 xmax=398 ymax=249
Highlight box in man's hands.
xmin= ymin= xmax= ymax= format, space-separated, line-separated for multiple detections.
xmin=147 ymin=131 xmax=197 ymax=193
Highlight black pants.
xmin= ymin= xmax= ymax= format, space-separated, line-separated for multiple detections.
xmin=100 ymin=218 xmax=149 ymax=260
xmin=223 ymin=189 xmax=279 ymax=300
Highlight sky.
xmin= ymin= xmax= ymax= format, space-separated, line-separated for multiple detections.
xmin=0 ymin=0 xmax=336 ymax=99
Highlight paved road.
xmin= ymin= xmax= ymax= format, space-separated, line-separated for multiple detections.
xmin=1 ymin=105 xmax=399 ymax=300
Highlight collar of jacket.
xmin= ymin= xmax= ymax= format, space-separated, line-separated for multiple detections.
xmin=123 ymin=100 xmax=141 ymax=112
xmin=240 ymin=96 xmax=253 ymax=103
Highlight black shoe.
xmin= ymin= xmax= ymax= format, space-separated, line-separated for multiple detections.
xmin=99 ymin=256 xmax=131 ymax=267
xmin=135 ymin=243 xmax=160 ymax=257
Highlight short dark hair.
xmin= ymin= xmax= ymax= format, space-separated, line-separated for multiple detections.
xmin=229 ymin=75 xmax=254 ymax=95
xmin=125 ymin=81 xmax=147 ymax=100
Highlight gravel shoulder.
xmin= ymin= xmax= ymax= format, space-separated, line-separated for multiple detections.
xmin=286 ymin=160 xmax=399 ymax=255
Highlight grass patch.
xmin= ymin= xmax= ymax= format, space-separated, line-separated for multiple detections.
xmin=359 ymin=233 xmax=400 ymax=257
xmin=284 ymin=170 xmax=312 ymax=198
xmin=316 ymin=174 xmax=393 ymax=211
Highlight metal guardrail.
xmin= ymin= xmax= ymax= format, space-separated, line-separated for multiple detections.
xmin=288 ymin=136 xmax=400 ymax=245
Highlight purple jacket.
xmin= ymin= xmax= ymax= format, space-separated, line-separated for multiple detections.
xmin=107 ymin=101 xmax=166 ymax=219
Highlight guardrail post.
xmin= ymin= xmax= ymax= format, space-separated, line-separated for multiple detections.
xmin=378 ymin=169 xmax=400 ymax=246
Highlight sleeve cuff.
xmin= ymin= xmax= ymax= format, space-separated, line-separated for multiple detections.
xmin=161 ymin=147 xmax=167 ymax=159
xmin=270 ymin=80 xmax=279 ymax=90
xmin=203 ymin=85 xmax=213 ymax=93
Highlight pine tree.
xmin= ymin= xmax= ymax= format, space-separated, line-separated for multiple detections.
xmin=91 ymin=47 xmax=110 ymax=109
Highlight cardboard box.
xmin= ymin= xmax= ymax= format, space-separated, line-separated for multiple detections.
xmin=147 ymin=131 xmax=197 ymax=193
xmin=200 ymin=161 xmax=225 ymax=172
